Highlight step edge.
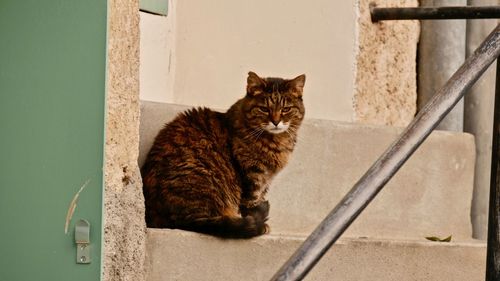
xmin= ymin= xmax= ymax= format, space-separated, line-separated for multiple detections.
xmin=146 ymin=228 xmax=486 ymax=248
xmin=139 ymin=100 xmax=474 ymax=139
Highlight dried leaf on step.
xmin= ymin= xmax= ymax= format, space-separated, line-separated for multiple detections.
xmin=425 ymin=235 xmax=452 ymax=242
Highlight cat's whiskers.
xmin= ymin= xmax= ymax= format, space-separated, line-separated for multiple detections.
xmin=287 ymin=126 xmax=309 ymax=145
xmin=285 ymin=130 xmax=303 ymax=146
xmin=285 ymin=130 xmax=297 ymax=143
xmin=247 ymin=127 xmax=262 ymax=137
xmin=245 ymin=127 xmax=265 ymax=141
xmin=255 ymin=127 xmax=266 ymax=141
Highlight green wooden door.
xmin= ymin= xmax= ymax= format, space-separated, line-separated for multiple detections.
xmin=0 ymin=1 xmax=107 ymax=280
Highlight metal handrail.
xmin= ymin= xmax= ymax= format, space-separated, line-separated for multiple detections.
xmin=370 ymin=4 xmax=500 ymax=22
xmin=271 ymin=24 xmax=500 ymax=281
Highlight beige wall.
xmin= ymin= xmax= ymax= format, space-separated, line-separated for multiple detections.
xmin=140 ymin=1 xmax=176 ymax=103
xmin=141 ymin=0 xmax=357 ymax=121
xmin=140 ymin=1 xmax=419 ymax=124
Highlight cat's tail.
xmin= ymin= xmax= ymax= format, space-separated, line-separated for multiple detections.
xmin=174 ymin=215 xmax=269 ymax=239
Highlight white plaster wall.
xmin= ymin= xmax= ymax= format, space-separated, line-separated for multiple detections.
xmin=140 ymin=0 xmax=357 ymax=121
xmin=139 ymin=4 xmax=175 ymax=103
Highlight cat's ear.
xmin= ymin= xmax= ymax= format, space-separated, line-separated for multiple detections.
xmin=287 ymin=74 xmax=306 ymax=98
xmin=247 ymin=71 xmax=266 ymax=96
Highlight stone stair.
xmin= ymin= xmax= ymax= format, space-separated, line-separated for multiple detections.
xmin=139 ymin=101 xmax=486 ymax=281
xmin=146 ymin=230 xmax=485 ymax=281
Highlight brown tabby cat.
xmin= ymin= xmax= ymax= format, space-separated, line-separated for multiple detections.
xmin=141 ymin=72 xmax=305 ymax=238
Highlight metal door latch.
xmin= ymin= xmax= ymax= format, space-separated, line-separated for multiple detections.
xmin=75 ymin=219 xmax=91 ymax=264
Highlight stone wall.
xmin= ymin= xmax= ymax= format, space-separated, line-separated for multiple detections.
xmin=354 ymin=0 xmax=420 ymax=126
xmin=103 ymin=0 xmax=146 ymax=280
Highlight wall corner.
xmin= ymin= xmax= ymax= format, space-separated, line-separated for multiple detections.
xmin=104 ymin=0 xmax=146 ymax=280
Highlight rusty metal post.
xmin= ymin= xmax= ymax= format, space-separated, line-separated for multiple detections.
xmin=271 ymin=24 xmax=500 ymax=281
xmin=486 ymin=60 xmax=500 ymax=281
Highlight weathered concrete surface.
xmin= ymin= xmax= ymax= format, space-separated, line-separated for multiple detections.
xmin=354 ymin=0 xmax=420 ymax=126
xmin=104 ymin=0 xmax=146 ymax=280
xmin=269 ymin=119 xmax=475 ymax=240
xmin=146 ymin=229 xmax=486 ymax=281
xmin=464 ymin=0 xmax=499 ymax=240
xmin=418 ymin=0 xmax=466 ymax=132
xmin=139 ymin=102 xmax=476 ymax=240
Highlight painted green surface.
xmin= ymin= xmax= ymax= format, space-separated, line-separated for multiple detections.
xmin=140 ymin=0 xmax=168 ymax=16
xmin=0 ymin=1 xmax=107 ymax=280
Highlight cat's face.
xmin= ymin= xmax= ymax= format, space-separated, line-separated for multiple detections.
xmin=242 ymin=72 xmax=305 ymax=135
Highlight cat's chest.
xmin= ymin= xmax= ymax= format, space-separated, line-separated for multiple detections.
xmin=233 ymin=138 xmax=291 ymax=171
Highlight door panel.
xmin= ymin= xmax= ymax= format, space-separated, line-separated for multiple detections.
xmin=0 ymin=1 xmax=107 ymax=280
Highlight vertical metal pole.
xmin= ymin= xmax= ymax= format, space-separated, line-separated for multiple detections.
xmin=486 ymin=60 xmax=500 ymax=281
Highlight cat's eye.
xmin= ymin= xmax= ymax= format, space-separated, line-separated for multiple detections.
xmin=282 ymin=107 xmax=292 ymax=113
xmin=257 ymin=106 xmax=269 ymax=113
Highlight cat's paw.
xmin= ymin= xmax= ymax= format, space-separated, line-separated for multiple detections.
xmin=241 ymin=200 xmax=270 ymax=221
xmin=255 ymin=200 xmax=270 ymax=220
xmin=241 ymin=215 xmax=270 ymax=237
xmin=263 ymin=223 xmax=271 ymax=235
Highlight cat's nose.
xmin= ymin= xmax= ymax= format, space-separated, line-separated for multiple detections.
xmin=271 ymin=113 xmax=280 ymax=126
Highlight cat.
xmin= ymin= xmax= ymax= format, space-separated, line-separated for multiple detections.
xmin=141 ymin=71 xmax=305 ymax=238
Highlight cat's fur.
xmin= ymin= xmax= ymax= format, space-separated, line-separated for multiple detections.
xmin=141 ymin=72 xmax=305 ymax=238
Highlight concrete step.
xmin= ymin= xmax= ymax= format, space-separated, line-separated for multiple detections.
xmin=145 ymin=229 xmax=486 ymax=281
xmin=139 ymin=101 xmax=476 ymax=240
